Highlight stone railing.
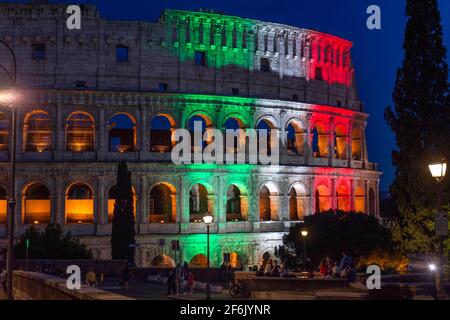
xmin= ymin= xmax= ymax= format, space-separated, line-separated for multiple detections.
xmin=13 ymin=271 xmax=133 ymax=300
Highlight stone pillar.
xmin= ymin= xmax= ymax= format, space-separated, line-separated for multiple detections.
xmin=350 ymin=179 xmax=355 ymax=212
xmin=364 ymin=180 xmax=369 ymax=214
xmin=309 ymin=176 xmax=314 ymax=215
xmin=331 ymin=178 xmax=337 ymax=211
xmin=97 ymin=175 xmax=107 ymax=225
xmin=140 ymin=106 xmax=149 ymax=153
xmin=98 ymin=107 xmax=107 ymax=153
xmin=55 ymin=98 xmax=65 ymax=152
xmin=207 ymin=195 xmax=215 ymax=216
xmin=347 ymin=121 xmax=353 ymax=167
xmin=54 ymin=175 xmax=64 ymax=224
xmin=140 ymin=175 xmax=149 ymax=223
xmin=180 ymin=177 xmax=189 ymax=223
xmin=305 ymin=115 xmax=312 ymax=164
xmin=328 ymin=118 xmax=335 ymax=166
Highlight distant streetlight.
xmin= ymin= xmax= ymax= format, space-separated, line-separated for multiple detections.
xmin=203 ymin=213 xmax=213 ymax=300
xmin=301 ymin=227 xmax=308 ymax=272
xmin=428 ymin=158 xmax=448 ymax=300
xmin=0 ymin=39 xmax=18 ymax=301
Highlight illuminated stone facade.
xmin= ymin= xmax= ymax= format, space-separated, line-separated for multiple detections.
xmin=0 ymin=3 xmax=380 ymax=268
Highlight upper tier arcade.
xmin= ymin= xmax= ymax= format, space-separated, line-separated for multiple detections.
xmin=0 ymin=4 xmax=361 ymax=111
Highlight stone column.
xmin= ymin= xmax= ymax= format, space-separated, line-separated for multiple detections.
xmin=328 ymin=118 xmax=335 ymax=166
xmin=309 ymin=176 xmax=315 ymax=215
xmin=54 ymin=175 xmax=64 ymax=224
xmin=347 ymin=121 xmax=353 ymax=167
xmin=207 ymin=195 xmax=215 ymax=216
xmin=98 ymin=107 xmax=107 ymax=154
xmin=350 ymin=179 xmax=355 ymax=212
xmin=331 ymin=178 xmax=337 ymax=211
xmin=364 ymin=180 xmax=370 ymax=214
xmin=180 ymin=176 xmax=189 ymax=223
xmin=97 ymin=175 xmax=107 ymax=225
xmin=140 ymin=175 xmax=149 ymax=223
xmin=140 ymin=106 xmax=149 ymax=153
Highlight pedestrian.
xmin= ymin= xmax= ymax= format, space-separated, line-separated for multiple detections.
xmin=339 ymin=251 xmax=353 ymax=271
xmin=319 ymin=258 xmax=329 ymax=277
xmin=346 ymin=264 xmax=357 ymax=283
xmin=122 ymin=266 xmax=131 ymax=290
xmin=1 ymin=269 xmax=7 ymax=294
xmin=271 ymin=260 xmax=281 ymax=277
xmin=99 ymin=272 xmax=104 ymax=287
xmin=265 ymin=259 xmax=274 ymax=275
xmin=332 ymin=261 xmax=341 ymax=278
xmin=167 ymin=271 xmax=177 ymax=296
xmin=184 ymin=271 xmax=194 ymax=295
xmin=85 ymin=268 xmax=97 ymax=287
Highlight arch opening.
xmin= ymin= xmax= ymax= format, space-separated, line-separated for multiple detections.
xmin=150 ymin=115 xmax=174 ymax=153
xmin=315 ymin=185 xmax=331 ymax=213
xmin=311 ymin=122 xmax=328 ymax=158
xmin=189 ymin=183 xmax=211 ymax=222
xmin=24 ymin=110 xmax=52 ymax=152
xmin=149 ymin=183 xmax=176 ymax=223
xmin=286 ymin=120 xmax=305 ymax=156
xmin=189 ymin=253 xmax=210 ymax=268
xmin=355 ymin=186 xmax=365 ymax=213
xmin=336 ymin=184 xmax=350 ymax=212
xmin=352 ymin=128 xmax=362 ymax=160
xmin=226 ymin=184 xmax=247 ymax=222
xmin=23 ymin=183 xmax=51 ymax=224
xmin=289 ymin=183 xmax=306 ymax=220
xmin=256 ymin=119 xmax=275 ymax=156
xmin=334 ymin=124 xmax=347 ymax=160
xmin=109 ymin=113 xmax=137 ymax=153
xmin=65 ymin=183 xmax=94 ymax=224
xmin=259 ymin=182 xmax=279 ymax=221
xmin=151 ymin=254 xmax=176 ymax=267
xmin=66 ymin=112 xmax=95 ymax=152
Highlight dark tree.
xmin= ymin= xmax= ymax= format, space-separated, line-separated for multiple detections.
xmin=111 ymin=161 xmax=136 ymax=264
xmin=14 ymin=224 xmax=92 ymax=259
xmin=384 ymin=0 xmax=450 ymax=254
xmin=275 ymin=211 xmax=393 ymax=271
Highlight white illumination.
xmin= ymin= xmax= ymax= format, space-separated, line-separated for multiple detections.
xmin=429 ymin=263 xmax=436 ymax=272
xmin=0 ymin=89 xmax=19 ymax=105
xmin=429 ymin=162 xmax=447 ymax=180
xmin=203 ymin=214 xmax=213 ymax=224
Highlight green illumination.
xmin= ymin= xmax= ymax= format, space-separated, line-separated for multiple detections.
xmin=163 ymin=10 xmax=256 ymax=70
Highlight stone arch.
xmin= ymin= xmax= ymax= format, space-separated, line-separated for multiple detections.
xmin=285 ymin=118 xmax=306 ymax=155
xmin=311 ymin=120 xmax=328 ymax=158
xmin=288 ymin=182 xmax=307 ymax=220
xmin=187 ymin=113 xmax=214 ymax=152
xmin=108 ymin=112 xmax=137 ymax=152
xmin=354 ymin=186 xmax=365 ymax=213
xmin=189 ymin=182 xmax=214 ymax=222
xmin=315 ymin=184 xmax=331 ymax=213
xmin=226 ymin=183 xmax=248 ymax=222
xmin=259 ymin=181 xmax=280 ymax=221
xmin=336 ymin=182 xmax=350 ymax=212
xmin=65 ymin=182 xmax=94 ymax=224
xmin=23 ymin=109 xmax=52 ymax=152
xmin=22 ymin=182 xmax=51 ymax=224
xmin=352 ymin=127 xmax=362 ymax=160
xmin=151 ymin=254 xmax=176 ymax=267
xmin=66 ymin=111 xmax=95 ymax=152
xmin=149 ymin=182 xmax=177 ymax=223
xmin=150 ymin=113 xmax=176 ymax=153
xmin=189 ymin=253 xmax=210 ymax=268
xmin=334 ymin=123 xmax=347 ymax=159
xmin=222 ymin=113 xmax=248 ymax=129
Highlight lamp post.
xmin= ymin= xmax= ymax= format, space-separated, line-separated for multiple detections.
xmin=203 ymin=213 xmax=213 ymax=300
xmin=301 ymin=228 xmax=308 ymax=272
xmin=428 ymin=159 xmax=448 ymax=300
xmin=1 ymin=39 xmax=18 ymax=301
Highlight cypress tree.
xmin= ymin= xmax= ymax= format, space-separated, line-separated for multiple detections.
xmin=111 ymin=161 xmax=136 ymax=264
xmin=384 ymin=0 xmax=449 ymax=254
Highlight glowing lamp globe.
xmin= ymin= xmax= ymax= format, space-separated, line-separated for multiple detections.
xmin=428 ymin=161 xmax=447 ymax=181
xmin=203 ymin=214 xmax=213 ymax=224
xmin=301 ymin=229 xmax=308 ymax=237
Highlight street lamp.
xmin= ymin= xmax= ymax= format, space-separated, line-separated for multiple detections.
xmin=428 ymin=158 xmax=448 ymax=300
xmin=301 ymin=227 xmax=308 ymax=272
xmin=203 ymin=213 xmax=213 ymax=300
xmin=1 ymin=39 xmax=18 ymax=301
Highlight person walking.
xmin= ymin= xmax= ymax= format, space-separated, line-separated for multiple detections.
xmin=1 ymin=269 xmax=7 ymax=294
xmin=167 ymin=271 xmax=177 ymax=296
xmin=339 ymin=251 xmax=353 ymax=271
xmin=85 ymin=268 xmax=97 ymax=287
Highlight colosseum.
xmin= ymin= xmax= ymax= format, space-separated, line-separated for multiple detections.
xmin=0 ymin=2 xmax=380 ymax=268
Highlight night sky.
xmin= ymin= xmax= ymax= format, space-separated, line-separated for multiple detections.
xmin=8 ymin=0 xmax=450 ymax=191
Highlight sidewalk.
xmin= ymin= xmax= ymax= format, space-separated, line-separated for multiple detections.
xmin=168 ymin=292 xmax=232 ymax=300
